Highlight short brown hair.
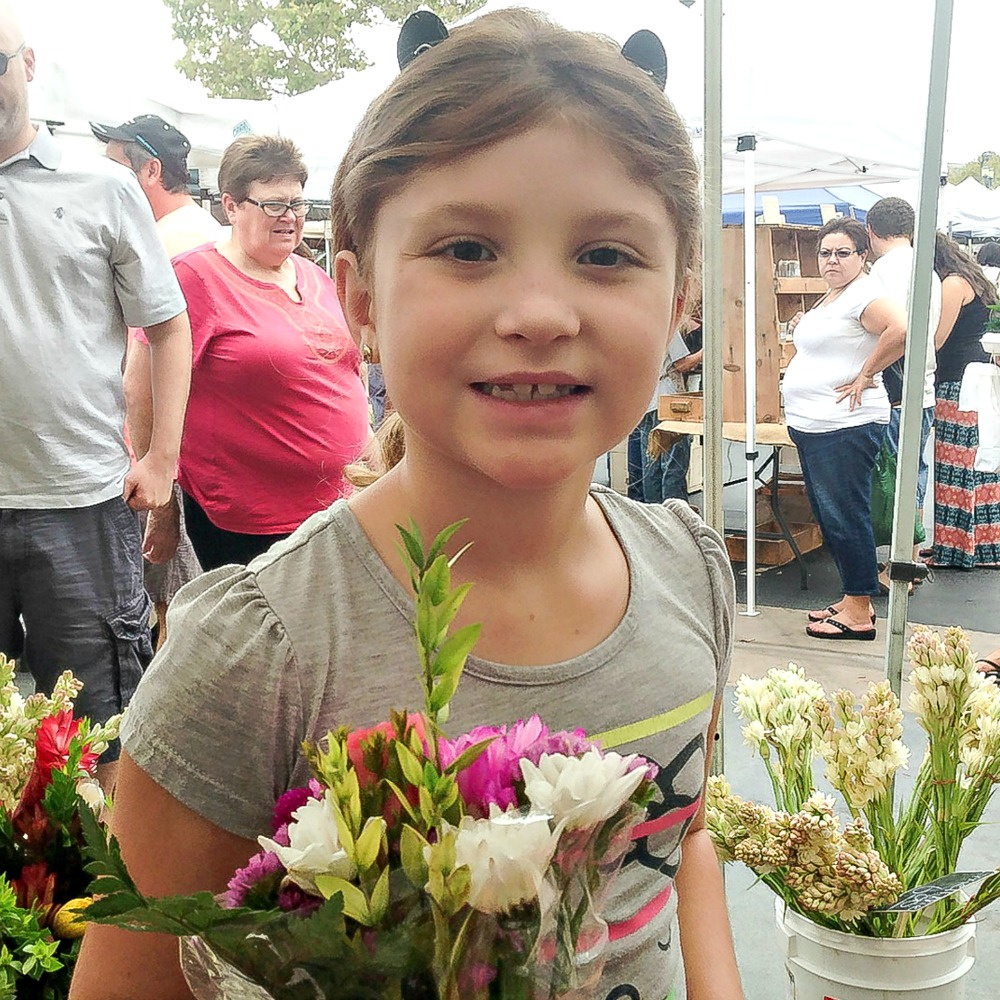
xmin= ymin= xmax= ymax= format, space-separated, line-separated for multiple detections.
xmin=816 ymin=217 xmax=869 ymax=254
xmin=218 ymin=135 xmax=308 ymax=203
xmin=331 ymin=9 xmax=700 ymax=276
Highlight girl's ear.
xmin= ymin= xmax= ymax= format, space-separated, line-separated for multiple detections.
xmin=671 ymin=269 xmax=692 ymax=333
xmin=335 ymin=250 xmax=375 ymax=349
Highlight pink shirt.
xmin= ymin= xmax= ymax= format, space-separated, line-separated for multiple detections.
xmin=173 ymin=246 xmax=369 ymax=534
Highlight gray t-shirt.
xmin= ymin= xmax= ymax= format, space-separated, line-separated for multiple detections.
xmin=123 ymin=487 xmax=734 ymax=999
xmin=0 ymin=126 xmax=186 ymax=507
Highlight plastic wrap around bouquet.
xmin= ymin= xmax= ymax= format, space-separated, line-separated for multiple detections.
xmin=81 ymin=521 xmax=657 ymax=999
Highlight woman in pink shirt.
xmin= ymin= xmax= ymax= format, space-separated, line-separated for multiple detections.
xmin=176 ymin=136 xmax=369 ymax=570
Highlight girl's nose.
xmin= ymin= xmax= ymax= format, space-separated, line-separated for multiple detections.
xmin=493 ymin=282 xmax=581 ymax=344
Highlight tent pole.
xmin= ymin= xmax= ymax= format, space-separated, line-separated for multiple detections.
xmin=703 ymin=0 xmax=725 ymax=782
xmin=884 ymin=0 xmax=954 ymax=696
xmin=739 ymin=134 xmax=760 ymax=617
xmin=702 ymin=0 xmax=725 ymax=540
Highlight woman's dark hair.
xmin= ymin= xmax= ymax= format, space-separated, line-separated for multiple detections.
xmin=816 ymin=217 xmax=869 ymax=254
xmin=976 ymin=242 xmax=1000 ymax=269
xmin=935 ymin=232 xmax=997 ymax=305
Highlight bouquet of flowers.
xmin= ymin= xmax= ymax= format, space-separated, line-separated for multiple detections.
xmin=0 ymin=653 xmax=119 ymax=998
xmin=706 ymin=626 xmax=1000 ymax=936
xmin=81 ymin=522 xmax=657 ymax=998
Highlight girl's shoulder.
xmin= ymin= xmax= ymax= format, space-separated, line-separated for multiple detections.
xmin=590 ymin=486 xmax=735 ymax=604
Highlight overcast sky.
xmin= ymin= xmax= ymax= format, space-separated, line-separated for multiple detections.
xmin=11 ymin=0 xmax=1000 ymax=166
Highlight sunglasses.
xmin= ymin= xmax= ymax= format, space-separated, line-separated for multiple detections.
xmin=243 ymin=197 xmax=309 ymax=218
xmin=818 ymin=248 xmax=864 ymax=260
xmin=0 ymin=43 xmax=25 ymax=77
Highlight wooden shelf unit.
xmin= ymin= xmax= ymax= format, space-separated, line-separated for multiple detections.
xmin=721 ymin=224 xmax=826 ymax=422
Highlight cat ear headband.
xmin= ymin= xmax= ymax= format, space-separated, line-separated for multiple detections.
xmin=397 ymin=12 xmax=667 ymax=90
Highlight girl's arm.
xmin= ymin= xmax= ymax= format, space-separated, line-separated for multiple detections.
xmin=834 ymin=297 xmax=908 ymax=410
xmin=676 ymin=699 xmax=745 ymax=1000
xmin=934 ymin=274 xmax=974 ymax=350
xmin=69 ymin=754 xmax=258 ymax=1000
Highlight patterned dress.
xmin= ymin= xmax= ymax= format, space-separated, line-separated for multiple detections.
xmin=932 ymin=295 xmax=1000 ymax=568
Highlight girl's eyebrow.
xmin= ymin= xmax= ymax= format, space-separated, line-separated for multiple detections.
xmin=406 ymin=203 xmax=663 ymax=238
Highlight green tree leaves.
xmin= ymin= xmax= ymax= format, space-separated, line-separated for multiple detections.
xmin=164 ymin=0 xmax=488 ymax=99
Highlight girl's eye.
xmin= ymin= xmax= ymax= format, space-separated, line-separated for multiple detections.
xmin=580 ymin=247 xmax=629 ymax=267
xmin=443 ymin=240 xmax=494 ymax=262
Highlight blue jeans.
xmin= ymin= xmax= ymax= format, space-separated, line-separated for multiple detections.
xmin=789 ymin=422 xmax=887 ymax=597
xmin=886 ymin=405 xmax=935 ymax=509
xmin=627 ymin=410 xmax=691 ymax=504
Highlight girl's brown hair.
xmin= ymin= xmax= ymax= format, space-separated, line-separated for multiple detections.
xmin=331 ymin=9 xmax=700 ymax=275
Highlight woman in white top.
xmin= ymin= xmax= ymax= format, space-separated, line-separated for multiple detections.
xmin=782 ymin=218 xmax=907 ymax=640
xmin=975 ymin=242 xmax=1000 ymax=288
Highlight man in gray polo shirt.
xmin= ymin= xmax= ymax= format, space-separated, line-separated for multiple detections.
xmin=0 ymin=3 xmax=192 ymax=779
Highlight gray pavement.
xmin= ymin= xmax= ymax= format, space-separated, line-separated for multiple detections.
xmin=719 ymin=604 xmax=998 ymax=1000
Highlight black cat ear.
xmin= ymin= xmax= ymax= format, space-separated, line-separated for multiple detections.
xmin=397 ymin=10 xmax=450 ymax=70
xmin=622 ymin=29 xmax=667 ymax=90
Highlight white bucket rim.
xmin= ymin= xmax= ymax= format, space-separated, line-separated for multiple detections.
xmin=775 ymin=897 xmax=977 ymax=956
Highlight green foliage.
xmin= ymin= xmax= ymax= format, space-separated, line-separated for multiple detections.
xmin=164 ymin=0 xmax=489 ymax=99
xmin=0 ymin=877 xmax=69 ymax=1000
xmin=947 ymin=152 xmax=1000 ymax=187
xmin=397 ymin=520 xmax=481 ymax=733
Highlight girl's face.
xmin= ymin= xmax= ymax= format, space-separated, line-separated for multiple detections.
xmin=337 ymin=120 xmax=686 ymax=492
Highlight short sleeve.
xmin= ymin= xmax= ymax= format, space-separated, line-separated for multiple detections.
xmin=661 ymin=500 xmax=735 ymax=705
xmin=121 ymin=566 xmax=307 ymax=838
xmin=171 ymin=257 xmax=220 ymax=368
xmin=110 ymin=175 xmax=187 ymax=329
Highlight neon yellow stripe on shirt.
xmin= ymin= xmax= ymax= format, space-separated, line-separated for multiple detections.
xmin=592 ymin=689 xmax=715 ymax=749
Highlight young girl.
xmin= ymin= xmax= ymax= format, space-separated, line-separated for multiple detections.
xmin=70 ymin=11 xmax=742 ymax=1000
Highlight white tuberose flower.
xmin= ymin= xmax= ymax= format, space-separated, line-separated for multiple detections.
xmin=258 ymin=792 xmax=356 ymax=895
xmin=444 ymin=805 xmax=559 ymax=914
xmin=520 ymin=749 xmax=646 ymax=831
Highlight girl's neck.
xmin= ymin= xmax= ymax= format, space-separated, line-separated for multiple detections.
xmin=221 ymin=238 xmax=291 ymax=279
xmin=350 ymin=452 xmax=599 ymax=585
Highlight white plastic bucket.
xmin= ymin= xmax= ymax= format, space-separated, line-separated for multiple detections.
xmin=775 ymin=899 xmax=976 ymax=999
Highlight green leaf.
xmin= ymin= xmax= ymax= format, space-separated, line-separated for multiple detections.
xmin=313 ymin=876 xmax=370 ymax=924
xmin=394 ymin=741 xmax=427 ymax=788
xmin=422 ymin=555 xmax=451 ymax=606
xmin=425 ymin=519 xmax=469 ymax=565
xmin=442 ymin=736 xmax=497 ymax=777
xmin=355 ymin=817 xmax=385 ymax=872
xmin=370 ymin=868 xmax=390 ymax=924
xmin=396 ymin=524 xmax=426 ymax=574
xmin=399 ymin=826 xmax=429 ymax=889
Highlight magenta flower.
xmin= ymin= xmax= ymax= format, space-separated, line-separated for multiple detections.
xmin=272 ymin=779 xmax=324 ymax=835
xmin=223 ymin=850 xmax=283 ymax=908
xmin=439 ymin=716 xmax=600 ymax=817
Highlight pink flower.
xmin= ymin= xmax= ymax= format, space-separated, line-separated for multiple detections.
xmin=439 ymin=717 xmax=600 ymax=818
xmin=223 ymin=850 xmax=284 ymax=909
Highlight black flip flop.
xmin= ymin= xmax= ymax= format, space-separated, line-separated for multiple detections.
xmin=808 ymin=606 xmax=876 ymax=624
xmin=977 ymin=658 xmax=1000 ymax=687
xmin=806 ymin=617 xmax=877 ymax=641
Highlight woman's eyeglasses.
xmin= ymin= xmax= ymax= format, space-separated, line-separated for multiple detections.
xmin=243 ymin=198 xmax=309 ymax=218
xmin=818 ymin=248 xmax=863 ymax=260
xmin=0 ymin=43 xmax=25 ymax=77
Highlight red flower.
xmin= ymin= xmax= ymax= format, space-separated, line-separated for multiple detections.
xmin=12 ymin=711 xmax=98 ymax=835
xmin=346 ymin=714 xmax=427 ymax=789
xmin=11 ymin=862 xmax=57 ymax=914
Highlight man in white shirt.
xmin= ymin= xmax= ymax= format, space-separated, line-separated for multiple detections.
xmin=866 ymin=197 xmax=940 ymax=584
xmin=0 ymin=4 xmax=191 ymax=780
xmin=92 ymin=115 xmax=225 ymax=646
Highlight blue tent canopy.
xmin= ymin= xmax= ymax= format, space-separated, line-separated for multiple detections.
xmin=721 ymin=185 xmax=884 ymax=226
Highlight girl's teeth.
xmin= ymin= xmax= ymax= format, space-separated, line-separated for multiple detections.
xmin=482 ymin=383 xmax=576 ymax=401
